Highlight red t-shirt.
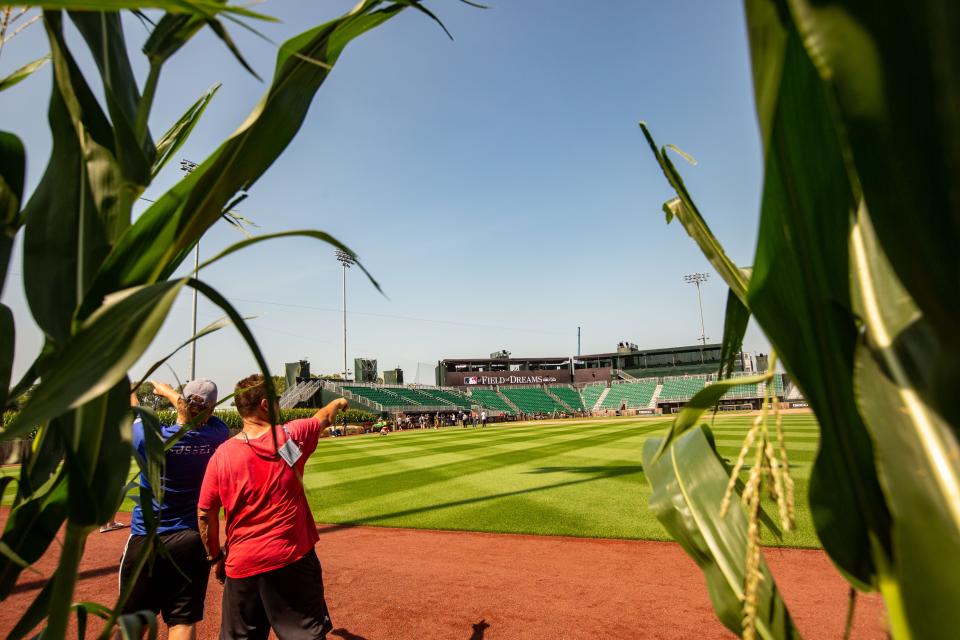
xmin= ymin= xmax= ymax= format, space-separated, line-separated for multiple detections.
xmin=198 ymin=418 xmax=322 ymax=579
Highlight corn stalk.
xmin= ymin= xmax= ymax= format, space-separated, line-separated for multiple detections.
xmin=0 ymin=1 xmax=463 ymax=636
xmin=641 ymin=0 xmax=960 ymax=638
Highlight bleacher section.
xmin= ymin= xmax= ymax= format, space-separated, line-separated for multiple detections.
xmin=469 ymin=389 xmax=515 ymax=414
xmin=550 ymin=386 xmax=584 ymax=411
xmin=341 ymin=385 xmax=409 ymax=408
xmin=581 ymin=384 xmax=606 ymax=409
xmin=723 ymin=381 xmax=760 ymax=399
xmin=501 ymin=387 xmax=567 ymax=413
xmin=416 ymin=388 xmax=472 ymax=409
xmin=600 ymin=379 xmax=657 ymax=409
xmin=770 ymin=374 xmax=785 ymax=397
xmin=389 ymin=387 xmax=454 ymax=407
xmin=658 ymin=376 xmax=707 ymax=402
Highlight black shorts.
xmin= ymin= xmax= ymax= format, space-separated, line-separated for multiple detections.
xmin=119 ymin=529 xmax=210 ymax=625
xmin=220 ymin=549 xmax=332 ymax=640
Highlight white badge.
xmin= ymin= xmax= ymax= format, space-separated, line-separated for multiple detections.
xmin=278 ymin=430 xmax=302 ymax=467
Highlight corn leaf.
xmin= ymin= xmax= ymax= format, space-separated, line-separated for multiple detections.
xmin=639 ymin=121 xmax=749 ymax=304
xmin=151 ymin=83 xmax=219 ymax=178
xmin=84 ymin=0 xmax=413 ymax=315
xmin=0 ymin=473 xmax=68 ymax=598
xmin=197 ymin=229 xmax=382 ymax=293
xmin=789 ymin=0 xmax=960 ymax=355
xmin=849 ymin=203 xmax=960 ymax=635
xmin=70 ymin=10 xmax=154 ymax=192
xmin=0 ymin=305 xmax=13 ymax=410
xmin=653 ymin=373 xmax=769 ymax=461
xmin=21 ymin=2 xmax=274 ymax=22
xmin=63 ymin=380 xmax=134 ymax=526
xmin=0 ymin=130 xmax=26 ymax=298
xmin=717 ymin=288 xmax=750 ymax=379
xmin=643 ymin=426 xmax=800 ymax=639
xmin=0 ymin=55 xmax=49 ymax=93
xmin=22 ymin=13 xmax=118 ymax=345
xmin=741 ymin=0 xmax=891 ymax=589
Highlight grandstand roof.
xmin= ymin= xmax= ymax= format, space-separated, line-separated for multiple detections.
xmin=574 ymin=343 xmax=721 ymax=359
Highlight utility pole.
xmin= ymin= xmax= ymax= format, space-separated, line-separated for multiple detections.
xmin=180 ymin=159 xmax=199 ymax=380
xmin=577 ymin=326 xmax=581 ymax=357
xmin=684 ymin=273 xmax=709 ymax=359
xmin=335 ymin=250 xmax=355 ymax=381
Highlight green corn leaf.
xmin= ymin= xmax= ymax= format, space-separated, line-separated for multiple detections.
xmin=142 ymin=11 xmax=203 ymax=65
xmin=3 ymin=280 xmax=186 ymax=440
xmin=788 ymin=0 xmax=960 ymax=352
xmin=849 ymin=202 xmax=960 ymax=635
xmin=0 ymin=472 xmax=68 ymax=598
xmin=133 ymin=315 xmax=234 ymax=389
xmin=717 ymin=288 xmax=750 ymax=379
xmin=22 ymin=15 xmax=116 ymax=345
xmin=197 ymin=229 xmax=382 ymax=293
xmin=151 ymin=83 xmax=220 ymax=178
xmin=84 ymin=0 xmax=413 ymax=314
xmin=0 ymin=130 xmax=26 ymax=298
xmin=21 ymin=2 xmax=275 ymax=22
xmin=70 ymin=10 xmax=155 ymax=189
xmin=0 ymin=55 xmax=49 ymax=93
xmin=17 ymin=423 xmax=65 ymax=502
xmin=205 ymin=16 xmax=260 ymax=80
xmin=0 ymin=305 xmax=13 ymax=410
xmin=643 ymin=426 xmax=800 ymax=639
xmin=653 ymin=373 xmax=769 ymax=461
xmin=639 ymin=121 xmax=749 ymax=304
xmin=740 ymin=0 xmax=891 ymax=589
xmin=63 ymin=380 xmax=133 ymax=525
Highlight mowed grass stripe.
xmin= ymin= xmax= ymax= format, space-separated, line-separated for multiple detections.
xmin=302 ymin=414 xmax=819 ymax=546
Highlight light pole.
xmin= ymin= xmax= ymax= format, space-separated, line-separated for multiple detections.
xmin=180 ymin=159 xmax=200 ymax=380
xmin=684 ymin=272 xmax=709 ymax=348
xmin=335 ymin=250 xmax=356 ymax=381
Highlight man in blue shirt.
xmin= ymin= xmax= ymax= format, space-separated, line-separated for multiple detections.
xmin=120 ymin=379 xmax=230 ymax=640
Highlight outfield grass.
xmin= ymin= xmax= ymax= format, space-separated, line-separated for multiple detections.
xmin=1 ymin=413 xmax=821 ymax=547
xmin=300 ymin=413 xmax=821 ymax=548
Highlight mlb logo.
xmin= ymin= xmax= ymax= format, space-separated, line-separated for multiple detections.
xmin=464 ymin=376 xmax=478 ymax=385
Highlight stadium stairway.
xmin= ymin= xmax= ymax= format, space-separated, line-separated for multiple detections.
xmin=543 ymin=387 xmax=574 ymax=412
xmin=648 ymin=383 xmax=663 ymax=409
xmin=498 ymin=389 xmax=521 ymax=413
xmin=593 ymin=387 xmax=610 ymax=411
xmin=280 ymin=379 xmax=322 ymax=409
xmin=548 ymin=386 xmax=585 ymax=411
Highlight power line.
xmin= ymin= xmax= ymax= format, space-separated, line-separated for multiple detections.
xmin=227 ymin=297 xmax=568 ymax=336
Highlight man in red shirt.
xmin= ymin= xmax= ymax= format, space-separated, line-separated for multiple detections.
xmin=197 ymin=374 xmax=348 ymax=639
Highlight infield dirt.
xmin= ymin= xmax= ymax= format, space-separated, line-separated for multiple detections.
xmin=1 ymin=513 xmax=885 ymax=639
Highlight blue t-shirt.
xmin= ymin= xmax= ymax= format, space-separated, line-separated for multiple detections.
xmin=130 ymin=416 xmax=230 ymax=536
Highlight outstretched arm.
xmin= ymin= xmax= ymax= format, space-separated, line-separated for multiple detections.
xmin=312 ymin=398 xmax=348 ymax=428
xmin=150 ymin=380 xmax=181 ymax=405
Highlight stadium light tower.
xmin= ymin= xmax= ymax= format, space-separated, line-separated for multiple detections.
xmin=335 ymin=250 xmax=356 ymax=381
xmin=684 ymin=272 xmax=710 ymax=347
xmin=180 ymin=159 xmax=200 ymax=380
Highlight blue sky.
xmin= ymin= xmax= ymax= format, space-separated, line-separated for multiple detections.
xmin=1 ymin=1 xmax=767 ymax=394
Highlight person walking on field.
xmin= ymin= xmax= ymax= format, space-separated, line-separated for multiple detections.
xmin=198 ymin=374 xmax=348 ymax=639
xmin=120 ymin=379 xmax=230 ymax=640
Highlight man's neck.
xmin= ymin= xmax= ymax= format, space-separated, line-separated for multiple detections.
xmin=241 ymin=415 xmax=273 ymax=439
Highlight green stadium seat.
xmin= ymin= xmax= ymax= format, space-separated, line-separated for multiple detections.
xmin=600 ymin=379 xmax=657 ymax=409
xmin=549 ymin=386 xmax=584 ymax=411
xmin=580 ymin=384 xmax=606 ymax=410
xmin=468 ymin=389 xmax=514 ymax=414
xmin=658 ymin=376 xmax=708 ymax=402
xmin=500 ymin=387 xmax=567 ymax=414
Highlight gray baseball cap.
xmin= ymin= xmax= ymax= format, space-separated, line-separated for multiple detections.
xmin=182 ymin=379 xmax=218 ymax=409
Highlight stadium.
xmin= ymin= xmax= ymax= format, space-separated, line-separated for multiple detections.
xmin=279 ymin=342 xmax=798 ymax=419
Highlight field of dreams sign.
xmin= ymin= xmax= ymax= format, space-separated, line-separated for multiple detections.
xmin=445 ymin=370 xmax=572 ymax=386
